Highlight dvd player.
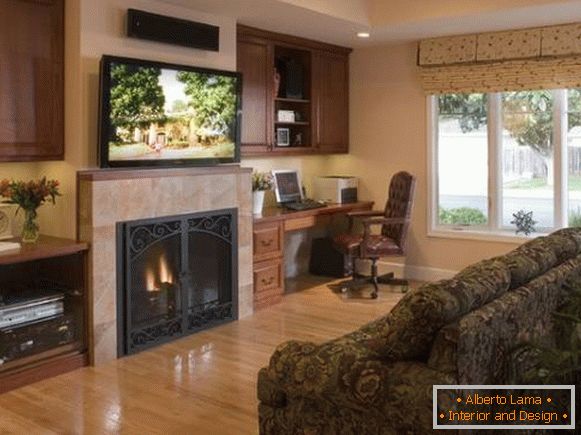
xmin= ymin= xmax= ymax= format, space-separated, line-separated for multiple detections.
xmin=0 ymin=291 xmax=65 ymax=330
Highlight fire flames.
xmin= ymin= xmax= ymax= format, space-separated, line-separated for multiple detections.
xmin=145 ymin=254 xmax=174 ymax=291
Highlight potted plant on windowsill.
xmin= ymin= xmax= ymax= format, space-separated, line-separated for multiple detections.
xmin=252 ymin=171 xmax=273 ymax=215
xmin=0 ymin=177 xmax=61 ymax=243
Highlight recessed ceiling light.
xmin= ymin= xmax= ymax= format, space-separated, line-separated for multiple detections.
xmin=357 ymin=32 xmax=370 ymax=39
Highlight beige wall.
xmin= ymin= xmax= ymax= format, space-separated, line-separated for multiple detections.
xmin=20 ymin=0 xmax=327 ymax=240
xmin=2 ymin=1 xmax=523 ymax=273
xmin=367 ymin=0 xmax=573 ymax=26
xmin=3 ymin=0 xmax=328 ymax=240
xmin=324 ymin=43 xmax=521 ymax=272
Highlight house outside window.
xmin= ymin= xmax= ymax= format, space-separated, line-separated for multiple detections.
xmin=429 ymin=89 xmax=581 ymax=240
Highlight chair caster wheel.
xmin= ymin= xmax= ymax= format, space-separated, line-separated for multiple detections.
xmin=341 ymin=287 xmax=348 ymax=294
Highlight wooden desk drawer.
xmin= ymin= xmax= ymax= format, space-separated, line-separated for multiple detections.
xmin=284 ymin=216 xmax=316 ymax=232
xmin=254 ymin=259 xmax=283 ymax=294
xmin=254 ymin=259 xmax=283 ymax=310
xmin=253 ymin=222 xmax=283 ymax=262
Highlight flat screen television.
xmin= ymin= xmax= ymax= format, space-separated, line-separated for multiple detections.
xmin=98 ymin=55 xmax=241 ymax=168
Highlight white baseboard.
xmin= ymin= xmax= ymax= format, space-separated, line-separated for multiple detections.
xmin=375 ymin=261 xmax=457 ymax=282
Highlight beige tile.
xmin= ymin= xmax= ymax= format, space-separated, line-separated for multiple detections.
xmin=79 ymin=167 xmax=251 ymax=364
xmin=238 ymin=283 xmax=254 ymax=319
xmin=238 ymin=245 xmax=253 ymax=288
xmin=92 ymin=320 xmax=117 ymax=366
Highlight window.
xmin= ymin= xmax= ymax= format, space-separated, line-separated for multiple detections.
xmin=437 ymin=94 xmax=488 ymax=228
xmin=430 ymin=89 xmax=578 ymax=237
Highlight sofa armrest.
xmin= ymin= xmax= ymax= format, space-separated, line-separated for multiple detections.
xmin=261 ymin=338 xmax=456 ymax=418
xmin=264 ymin=338 xmax=383 ymax=404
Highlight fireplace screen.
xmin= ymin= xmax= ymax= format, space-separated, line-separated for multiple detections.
xmin=117 ymin=209 xmax=237 ymax=356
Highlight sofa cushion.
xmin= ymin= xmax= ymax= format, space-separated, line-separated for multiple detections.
xmin=355 ymin=259 xmax=511 ymax=361
xmin=427 ymin=255 xmax=581 ymax=383
xmin=498 ymin=232 xmax=580 ymax=289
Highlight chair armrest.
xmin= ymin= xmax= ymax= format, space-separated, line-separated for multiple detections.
xmin=362 ymin=217 xmax=408 ymax=227
xmin=346 ymin=210 xmax=384 ymax=218
xmin=362 ymin=217 xmax=408 ymax=239
xmin=346 ymin=210 xmax=384 ymax=230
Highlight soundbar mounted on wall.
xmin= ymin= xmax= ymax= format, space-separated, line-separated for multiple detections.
xmin=127 ymin=9 xmax=219 ymax=52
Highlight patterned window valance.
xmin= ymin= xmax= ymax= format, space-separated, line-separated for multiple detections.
xmin=418 ymin=22 xmax=581 ymax=94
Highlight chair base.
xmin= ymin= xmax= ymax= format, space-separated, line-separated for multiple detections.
xmin=330 ymin=270 xmax=409 ymax=299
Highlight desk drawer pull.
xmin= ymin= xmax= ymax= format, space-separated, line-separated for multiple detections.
xmin=261 ymin=276 xmax=275 ymax=286
xmin=260 ymin=239 xmax=274 ymax=247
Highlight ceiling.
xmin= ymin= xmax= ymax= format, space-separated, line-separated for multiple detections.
xmin=160 ymin=0 xmax=581 ymax=47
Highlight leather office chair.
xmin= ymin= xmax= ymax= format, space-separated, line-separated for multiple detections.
xmin=332 ymin=171 xmax=416 ymax=298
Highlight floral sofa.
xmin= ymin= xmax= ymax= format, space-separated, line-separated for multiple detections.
xmin=257 ymin=228 xmax=581 ymax=434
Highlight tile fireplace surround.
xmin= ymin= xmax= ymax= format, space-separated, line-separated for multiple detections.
xmin=77 ymin=166 xmax=253 ymax=365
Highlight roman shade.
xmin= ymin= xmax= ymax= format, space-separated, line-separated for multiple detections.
xmin=418 ymin=22 xmax=581 ymax=94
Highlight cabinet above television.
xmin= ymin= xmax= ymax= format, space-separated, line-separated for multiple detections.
xmin=0 ymin=0 xmax=64 ymax=162
xmin=237 ymin=25 xmax=351 ymax=157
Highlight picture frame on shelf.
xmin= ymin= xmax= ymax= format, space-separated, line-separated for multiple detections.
xmin=276 ymin=128 xmax=290 ymax=147
xmin=277 ymin=110 xmax=295 ymax=123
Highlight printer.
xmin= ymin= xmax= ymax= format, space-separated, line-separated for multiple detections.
xmin=313 ymin=176 xmax=358 ymax=204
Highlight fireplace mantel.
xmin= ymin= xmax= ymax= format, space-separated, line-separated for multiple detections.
xmin=77 ymin=165 xmax=253 ymax=365
xmin=78 ymin=165 xmax=250 ymax=181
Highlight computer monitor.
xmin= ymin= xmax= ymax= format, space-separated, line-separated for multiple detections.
xmin=272 ymin=169 xmax=303 ymax=203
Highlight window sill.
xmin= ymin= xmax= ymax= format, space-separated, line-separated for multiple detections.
xmin=428 ymin=228 xmax=548 ymax=244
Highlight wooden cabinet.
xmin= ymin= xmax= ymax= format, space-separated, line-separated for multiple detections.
xmin=0 ymin=236 xmax=88 ymax=393
xmin=237 ymin=36 xmax=273 ymax=154
xmin=237 ymin=25 xmax=350 ymax=157
xmin=252 ymin=221 xmax=284 ymax=310
xmin=314 ymin=51 xmax=349 ymax=153
xmin=0 ymin=0 xmax=64 ymax=162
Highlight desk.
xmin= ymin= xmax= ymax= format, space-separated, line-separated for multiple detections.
xmin=252 ymin=201 xmax=373 ymax=309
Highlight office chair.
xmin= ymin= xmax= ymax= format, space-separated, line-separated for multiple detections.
xmin=331 ymin=171 xmax=416 ymax=298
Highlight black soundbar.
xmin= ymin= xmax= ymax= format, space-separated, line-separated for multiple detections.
xmin=127 ymin=9 xmax=219 ymax=52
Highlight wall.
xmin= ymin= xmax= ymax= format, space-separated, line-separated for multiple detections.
xmin=367 ymin=0 xmax=573 ymax=26
xmin=2 ymin=1 xmax=523 ymax=274
xmin=324 ymin=43 xmax=521 ymax=273
xmin=9 ymin=0 xmax=328 ymax=241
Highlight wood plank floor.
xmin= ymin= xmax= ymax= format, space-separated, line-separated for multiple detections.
xmin=0 ymin=276 xmax=409 ymax=435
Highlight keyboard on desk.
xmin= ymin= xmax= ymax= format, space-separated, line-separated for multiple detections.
xmin=283 ymin=199 xmax=326 ymax=211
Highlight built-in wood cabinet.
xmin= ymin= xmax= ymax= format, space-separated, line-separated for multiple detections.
xmin=237 ymin=25 xmax=351 ymax=157
xmin=0 ymin=236 xmax=88 ymax=393
xmin=0 ymin=0 xmax=64 ymax=162
xmin=252 ymin=221 xmax=284 ymax=310
xmin=237 ymin=36 xmax=273 ymax=154
xmin=314 ymin=51 xmax=349 ymax=153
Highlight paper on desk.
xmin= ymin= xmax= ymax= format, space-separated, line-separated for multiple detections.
xmin=0 ymin=242 xmax=21 ymax=253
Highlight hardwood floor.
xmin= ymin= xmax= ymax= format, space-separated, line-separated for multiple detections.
xmin=0 ymin=276 xmax=409 ymax=435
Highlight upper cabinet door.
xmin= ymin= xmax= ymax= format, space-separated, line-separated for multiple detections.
xmin=237 ymin=34 xmax=273 ymax=154
xmin=0 ymin=0 xmax=64 ymax=162
xmin=314 ymin=51 xmax=349 ymax=153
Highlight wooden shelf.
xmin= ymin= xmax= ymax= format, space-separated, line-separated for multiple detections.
xmin=0 ymin=236 xmax=88 ymax=266
xmin=0 ymin=235 xmax=89 ymax=393
xmin=238 ymin=25 xmax=351 ymax=157
xmin=275 ymin=98 xmax=310 ymax=103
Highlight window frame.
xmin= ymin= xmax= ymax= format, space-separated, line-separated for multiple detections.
xmin=427 ymin=89 xmax=570 ymax=241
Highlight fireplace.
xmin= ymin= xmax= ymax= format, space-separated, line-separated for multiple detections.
xmin=116 ymin=208 xmax=238 ymax=356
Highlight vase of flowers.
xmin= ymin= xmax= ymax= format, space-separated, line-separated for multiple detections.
xmin=0 ymin=177 xmax=61 ymax=243
xmin=252 ymin=171 xmax=274 ymax=215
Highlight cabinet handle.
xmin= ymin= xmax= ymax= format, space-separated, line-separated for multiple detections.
xmin=260 ymin=239 xmax=274 ymax=247
xmin=261 ymin=276 xmax=275 ymax=286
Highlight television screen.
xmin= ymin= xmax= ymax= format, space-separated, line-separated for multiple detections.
xmin=99 ymin=55 xmax=241 ymax=168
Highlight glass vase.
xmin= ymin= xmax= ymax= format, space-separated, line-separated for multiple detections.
xmin=21 ymin=208 xmax=39 ymax=243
